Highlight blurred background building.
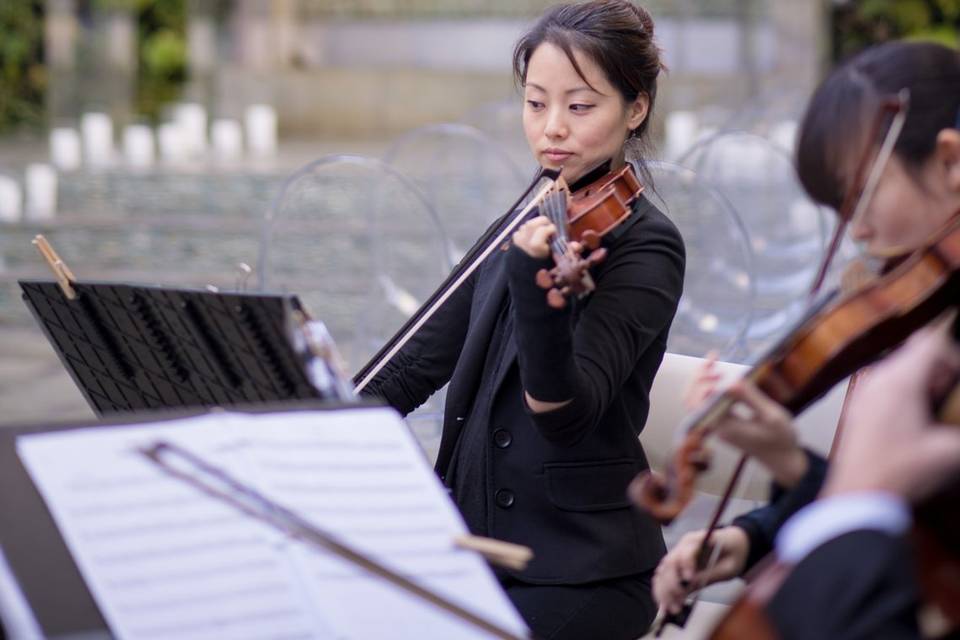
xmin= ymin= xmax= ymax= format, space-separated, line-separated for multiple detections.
xmin=34 ymin=0 xmax=823 ymax=140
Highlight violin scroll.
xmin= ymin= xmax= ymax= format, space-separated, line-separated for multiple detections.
xmin=632 ymin=431 xmax=712 ymax=525
xmin=535 ymin=246 xmax=608 ymax=309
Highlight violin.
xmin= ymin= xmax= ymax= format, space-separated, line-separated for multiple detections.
xmin=634 ymin=212 xmax=960 ymax=523
xmin=709 ymin=353 xmax=960 ymax=640
xmin=534 ymin=163 xmax=644 ymax=308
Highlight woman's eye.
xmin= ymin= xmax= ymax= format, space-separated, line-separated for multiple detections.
xmin=570 ymin=103 xmax=595 ymax=113
xmin=526 ymin=100 xmax=545 ymax=110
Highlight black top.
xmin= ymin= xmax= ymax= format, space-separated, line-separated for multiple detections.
xmin=448 ymin=298 xmax=514 ymax=535
xmin=364 ymin=193 xmax=685 ymax=584
xmin=766 ymin=530 xmax=921 ymax=639
xmin=731 ymin=449 xmax=828 ymax=571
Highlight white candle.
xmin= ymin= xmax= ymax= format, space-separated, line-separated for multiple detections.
xmin=665 ymin=111 xmax=698 ymax=161
xmin=158 ymin=122 xmax=189 ymax=165
xmin=245 ymin=104 xmax=277 ymax=157
xmin=0 ymin=176 xmax=22 ymax=223
xmin=25 ymin=163 xmax=57 ymax=221
xmin=81 ymin=112 xmax=114 ymax=167
xmin=174 ymin=102 xmax=207 ymax=156
xmin=123 ymin=124 xmax=155 ymax=168
xmin=211 ymin=118 xmax=243 ymax=161
xmin=49 ymin=127 xmax=82 ymax=171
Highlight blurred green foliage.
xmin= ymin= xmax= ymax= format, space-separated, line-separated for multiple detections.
xmin=0 ymin=1 xmax=46 ymax=133
xmin=833 ymin=0 xmax=960 ymax=60
xmin=133 ymin=0 xmax=187 ymax=122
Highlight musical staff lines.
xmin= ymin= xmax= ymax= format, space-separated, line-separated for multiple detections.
xmin=17 ymin=407 xmax=528 ymax=640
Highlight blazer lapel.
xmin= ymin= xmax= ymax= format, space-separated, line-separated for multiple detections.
xmin=491 ymin=320 xmax=518 ymax=398
xmin=437 ymin=251 xmax=511 ymax=471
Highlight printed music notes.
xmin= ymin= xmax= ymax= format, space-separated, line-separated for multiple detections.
xmin=17 ymin=407 xmax=529 ymax=640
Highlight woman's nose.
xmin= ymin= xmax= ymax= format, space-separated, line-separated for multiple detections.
xmin=544 ymin=107 xmax=568 ymax=139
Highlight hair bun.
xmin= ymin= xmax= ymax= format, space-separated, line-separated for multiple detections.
xmin=629 ymin=3 xmax=656 ymax=37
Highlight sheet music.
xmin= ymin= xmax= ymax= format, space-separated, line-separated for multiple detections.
xmin=17 ymin=408 xmax=528 ymax=640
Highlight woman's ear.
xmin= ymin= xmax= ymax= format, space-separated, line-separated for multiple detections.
xmin=627 ymin=94 xmax=650 ymax=134
xmin=937 ymin=128 xmax=960 ymax=193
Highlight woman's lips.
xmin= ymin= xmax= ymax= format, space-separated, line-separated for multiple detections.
xmin=543 ymin=150 xmax=573 ymax=163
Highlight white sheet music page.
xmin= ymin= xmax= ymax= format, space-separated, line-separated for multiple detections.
xmin=17 ymin=407 xmax=528 ymax=640
xmin=17 ymin=414 xmax=331 ymax=640
xmin=236 ymin=408 xmax=528 ymax=639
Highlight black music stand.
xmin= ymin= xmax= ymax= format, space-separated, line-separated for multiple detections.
xmin=19 ymin=279 xmax=324 ymax=415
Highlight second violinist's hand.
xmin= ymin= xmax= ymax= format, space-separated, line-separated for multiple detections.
xmin=653 ymin=527 xmax=749 ymax=615
xmin=687 ymin=357 xmax=808 ymax=489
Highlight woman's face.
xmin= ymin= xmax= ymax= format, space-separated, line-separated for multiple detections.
xmin=846 ymin=131 xmax=960 ymax=256
xmin=522 ymin=42 xmax=648 ymax=184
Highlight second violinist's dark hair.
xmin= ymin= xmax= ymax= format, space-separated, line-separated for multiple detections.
xmin=512 ymin=0 xmax=664 ymax=153
xmin=796 ymin=41 xmax=960 ymax=210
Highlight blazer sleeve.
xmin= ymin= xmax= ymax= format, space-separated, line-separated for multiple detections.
xmin=765 ymin=529 xmax=920 ymax=640
xmin=509 ymin=208 xmax=685 ymax=444
xmin=359 ymin=266 xmax=477 ymax=416
xmin=732 ymin=450 xmax=828 ymax=571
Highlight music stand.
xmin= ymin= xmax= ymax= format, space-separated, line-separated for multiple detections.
xmin=19 ymin=279 xmax=324 ymax=415
xmin=0 ymin=402 xmax=348 ymax=640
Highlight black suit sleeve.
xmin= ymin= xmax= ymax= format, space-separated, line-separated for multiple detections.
xmin=765 ymin=530 xmax=920 ymax=640
xmin=506 ymin=208 xmax=685 ymax=445
xmin=732 ymin=450 xmax=828 ymax=571
xmin=359 ymin=266 xmax=477 ymax=416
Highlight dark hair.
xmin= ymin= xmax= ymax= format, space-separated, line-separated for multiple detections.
xmin=512 ymin=0 xmax=663 ymax=157
xmin=796 ymin=41 xmax=960 ymax=210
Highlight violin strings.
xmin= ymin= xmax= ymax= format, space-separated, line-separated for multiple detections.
xmin=543 ymin=190 xmax=567 ymax=256
xmin=554 ymin=190 xmax=569 ymax=250
xmin=542 ymin=191 xmax=557 ymax=254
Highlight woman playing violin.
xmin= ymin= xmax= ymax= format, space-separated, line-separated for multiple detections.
xmin=649 ymin=40 xmax=960 ymax=630
xmin=362 ymin=2 xmax=684 ymax=637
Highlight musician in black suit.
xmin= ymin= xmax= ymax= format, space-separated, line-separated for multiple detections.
xmin=649 ymin=40 xmax=960 ymax=621
xmin=362 ymin=2 xmax=685 ymax=638
xmin=764 ymin=322 xmax=960 ymax=639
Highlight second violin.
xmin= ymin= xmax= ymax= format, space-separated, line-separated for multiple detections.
xmin=634 ymin=212 xmax=960 ymax=524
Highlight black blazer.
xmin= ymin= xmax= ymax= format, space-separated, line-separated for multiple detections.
xmin=766 ymin=530 xmax=921 ymax=639
xmin=365 ymin=194 xmax=685 ymax=584
xmin=732 ymin=450 xmax=828 ymax=571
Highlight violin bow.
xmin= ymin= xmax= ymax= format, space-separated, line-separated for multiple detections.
xmin=353 ymin=166 xmax=562 ymax=392
xmin=354 ymin=158 xmax=621 ymax=392
xmin=654 ymin=90 xmax=911 ymax=634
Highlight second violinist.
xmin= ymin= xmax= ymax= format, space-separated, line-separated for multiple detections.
xmin=361 ymin=2 xmax=685 ymax=638
xmin=648 ymin=40 xmax=960 ymax=638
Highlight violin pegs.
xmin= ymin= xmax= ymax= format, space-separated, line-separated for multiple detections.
xmin=546 ymin=289 xmax=567 ymax=309
xmin=690 ymin=447 xmax=712 ymax=472
xmin=535 ymin=268 xmax=555 ymax=290
xmin=581 ymin=230 xmax=601 ymax=251
xmin=590 ymin=247 xmax=608 ymax=264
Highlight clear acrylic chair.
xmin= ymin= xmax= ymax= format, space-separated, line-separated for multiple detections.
xmin=677 ymin=131 xmax=833 ymax=360
xmin=643 ymin=160 xmax=756 ymax=361
xmin=382 ymin=123 xmax=531 ymax=262
xmin=258 ymin=154 xmax=455 ymax=459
